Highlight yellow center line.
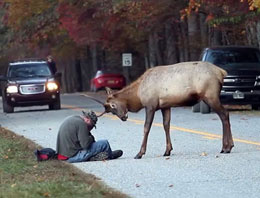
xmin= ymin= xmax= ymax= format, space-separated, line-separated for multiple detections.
xmin=63 ymin=104 xmax=260 ymax=146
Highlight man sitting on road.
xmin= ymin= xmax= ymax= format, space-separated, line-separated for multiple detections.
xmin=56 ymin=110 xmax=123 ymax=163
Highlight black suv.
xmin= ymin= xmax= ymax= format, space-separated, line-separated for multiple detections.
xmin=193 ymin=46 xmax=260 ymax=113
xmin=1 ymin=59 xmax=61 ymax=113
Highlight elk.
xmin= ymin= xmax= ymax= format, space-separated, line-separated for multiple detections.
xmin=88 ymin=61 xmax=234 ymax=159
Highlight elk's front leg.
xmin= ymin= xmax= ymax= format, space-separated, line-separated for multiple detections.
xmin=135 ymin=107 xmax=155 ymax=159
xmin=161 ymin=108 xmax=173 ymax=156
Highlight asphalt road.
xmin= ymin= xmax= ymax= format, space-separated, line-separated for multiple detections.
xmin=1 ymin=92 xmax=260 ymax=198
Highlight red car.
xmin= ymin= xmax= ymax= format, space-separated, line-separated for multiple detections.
xmin=90 ymin=70 xmax=126 ymax=92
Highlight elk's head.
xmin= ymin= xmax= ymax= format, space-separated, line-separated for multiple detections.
xmin=81 ymin=88 xmax=128 ymax=121
xmin=104 ymin=87 xmax=128 ymax=121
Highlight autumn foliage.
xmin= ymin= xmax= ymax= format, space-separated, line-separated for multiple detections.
xmin=0 ymin=0 xmax=259 ymax=55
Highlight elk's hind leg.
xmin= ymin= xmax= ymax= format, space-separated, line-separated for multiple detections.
xmin=203 ymin=97 xmax=234 ymax=153
xmin=161 ymin=108 xmax=173 ymax=156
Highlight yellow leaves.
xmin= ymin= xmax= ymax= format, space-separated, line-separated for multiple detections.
xmin=3 ymin=0 xmax=53 ymax=28
xmin=247 ymin=0 xmax=260 ymax=9
xmin=11 ymin=183 xmax=16 ymax=188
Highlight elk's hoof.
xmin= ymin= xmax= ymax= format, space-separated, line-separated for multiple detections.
xmin=220 ymin=150 xmax=231 ymax=154
xmin=163 ymin=152 xmax=171 ymax=156
xmin=134 ymin=154 xmax=142 ymax=159
xmin=220 ymin=145 xmax=234 ymax=154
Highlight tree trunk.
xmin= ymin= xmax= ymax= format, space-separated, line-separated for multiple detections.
xmin=148 ymin=33 xmax=157 ymax=67
xmin=209 ymin=26 xmax=222 ymax=46
xmin=63 ymin=58 xmax=78 ymax=93
xmin=148 ymin=31 xmax=164 ymax=67
xmin=91 ymin=44 xmax=98 ymax=73
xmin=246 ymin=21 xmax=258 ymax=46
xmin=165 ymin=21 xmax=179 ymax=64
xmin=187 ymin=10 xmax=201 ymax=61
xmin=199 ymin=12 xmax=208 ymax=48
xmin=179 ymin=19 xmax=189 ymax=62
xmin=257 ymin=20 xmax=260 ymax=48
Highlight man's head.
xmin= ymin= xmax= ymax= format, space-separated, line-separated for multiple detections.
xmin=47 ymin=55 xmax=53 ymax=62
xmin=82 ymin=110 xmax=98 ymax=129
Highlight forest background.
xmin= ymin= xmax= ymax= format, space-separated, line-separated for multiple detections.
xmin=0 ymin=0 xmax=260 ymax=93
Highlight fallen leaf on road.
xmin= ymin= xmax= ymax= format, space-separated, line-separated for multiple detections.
xmin=200 ymin=152 xmax=207 ymax=156
xmin=43 ymin=192 xmax=50 ymax=197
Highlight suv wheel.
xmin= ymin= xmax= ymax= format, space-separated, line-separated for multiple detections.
xmin=2 ymin=98 xmax=14 ymax=113
xmin=200 ymin=101 xmax=211 ymax=114
xmin=49 ymin=97 xmax=61 ymax=110
xmin=252 ymin=104 xmax=260 ymax=110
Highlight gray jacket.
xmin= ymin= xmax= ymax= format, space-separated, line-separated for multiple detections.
xmin=56 ymin=115 xmax=95 ymax=157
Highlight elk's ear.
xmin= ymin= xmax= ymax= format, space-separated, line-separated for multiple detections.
xmin=105 ymin=87 xmax=113 ymax=96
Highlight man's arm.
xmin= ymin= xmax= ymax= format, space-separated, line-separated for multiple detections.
xmin=77 ymin=122 xmax=95 ymax=149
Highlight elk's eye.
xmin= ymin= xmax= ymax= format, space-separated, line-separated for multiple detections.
xmin=110 ymin=103 xmax=116 ymax=109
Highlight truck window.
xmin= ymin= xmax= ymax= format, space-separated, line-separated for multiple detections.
xmin=206 ymin=49 xmax=260 ymax=65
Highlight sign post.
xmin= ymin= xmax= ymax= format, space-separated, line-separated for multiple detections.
xmin=122 ymin=53 xmax=132 ymax=84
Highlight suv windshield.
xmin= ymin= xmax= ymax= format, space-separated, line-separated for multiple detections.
xmin=8 ymin=64 xmax=51 ymax=78
xmin=206 ymin=48 xmax=260 ymax=66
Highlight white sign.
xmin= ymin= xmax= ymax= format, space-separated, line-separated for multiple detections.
xmin=122 ymin=53 xmax=132 ymax=67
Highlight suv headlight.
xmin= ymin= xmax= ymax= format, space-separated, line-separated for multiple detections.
xmin=47 ymin=82 xmax=58 ymax=91
xmin=6 ymin=85 xmax=18 ymax=93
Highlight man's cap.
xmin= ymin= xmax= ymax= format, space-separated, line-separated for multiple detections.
xmin=82 ymin=110 xmax=98 ymax=127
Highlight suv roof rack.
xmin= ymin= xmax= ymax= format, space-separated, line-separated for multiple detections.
xmin=10 ymin=58 xmax=46 ymax=63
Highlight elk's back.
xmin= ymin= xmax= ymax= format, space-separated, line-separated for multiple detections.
xmin=137 ymin=61 xmax=226 ymax=108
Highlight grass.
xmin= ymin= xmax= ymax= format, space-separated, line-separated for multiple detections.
xmin=0 ymin=127 xmax=128 ymax=198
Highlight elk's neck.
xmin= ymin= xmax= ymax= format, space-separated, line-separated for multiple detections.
xmin=115 ymin=83 xmax=143 ymax=112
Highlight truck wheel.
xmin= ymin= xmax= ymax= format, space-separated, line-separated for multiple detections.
xmin=2 ymin=99 xmax=14 ymax=113
xmin=192 ymin=103 xmax=200 ymax=113
xmin=252 ymin=104 xmax=260 ymax=110
xmin=200 ymin=101 xmax=210 ymax=114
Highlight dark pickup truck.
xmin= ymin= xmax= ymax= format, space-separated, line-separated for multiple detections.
xmin=0 ymin=59 xmax=61 ymax=113
xmin=193 ymin=46 xmax=260 ymax=113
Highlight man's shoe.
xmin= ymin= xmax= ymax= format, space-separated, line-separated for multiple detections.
xmin=89 ymin=152 xmax=109 ymax=161
xmin=111 ymin=150 xmax=123 ymax=159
